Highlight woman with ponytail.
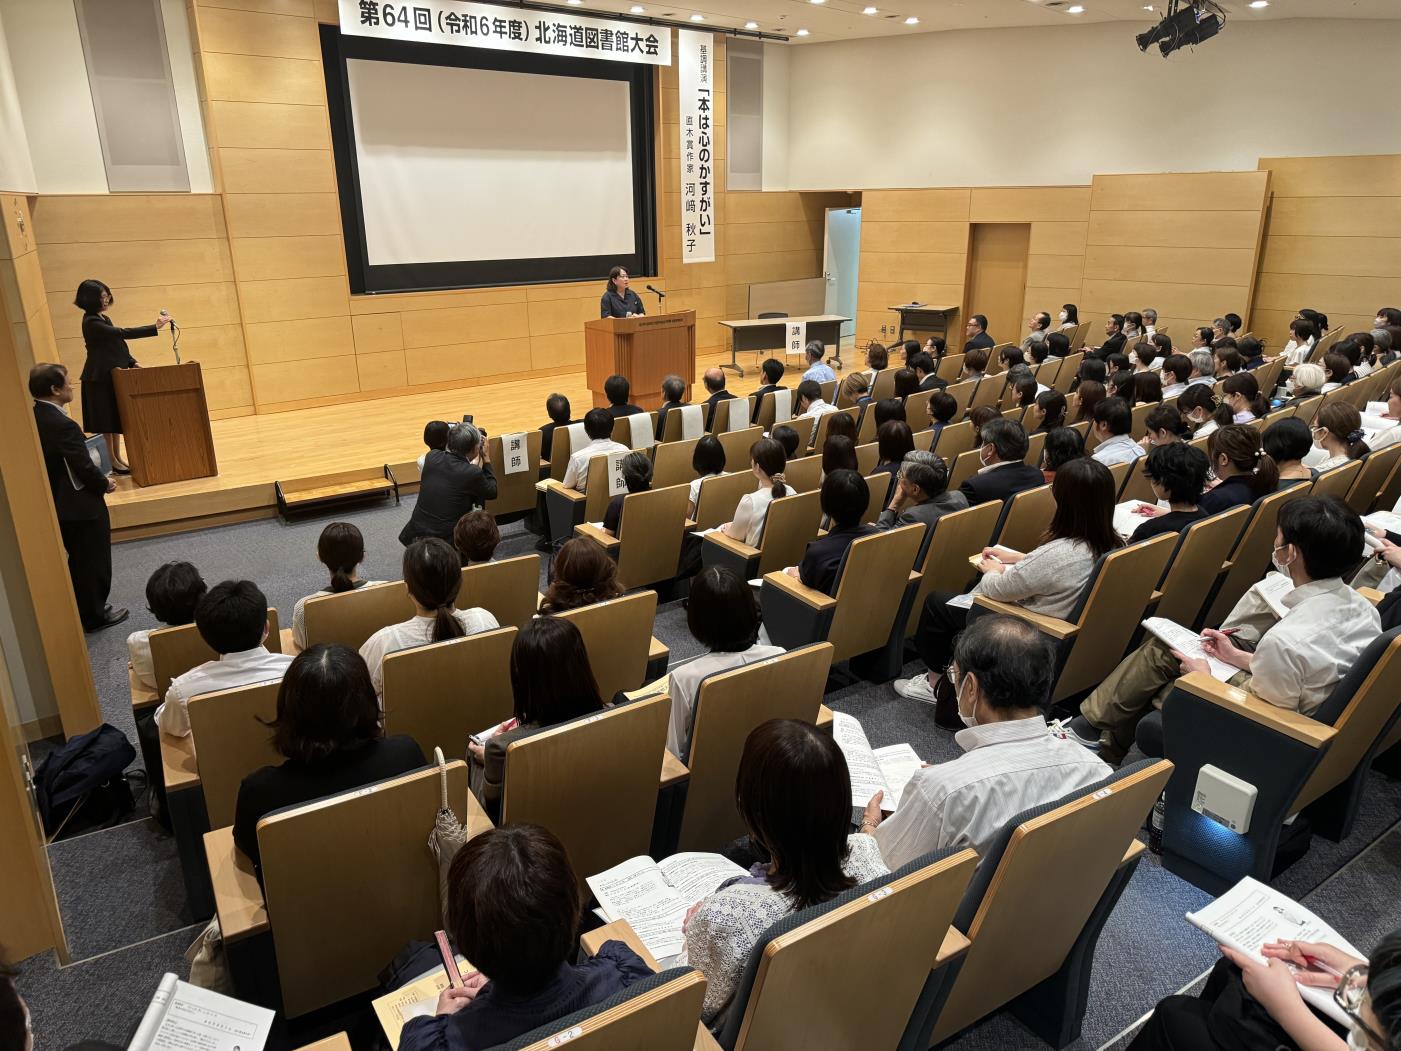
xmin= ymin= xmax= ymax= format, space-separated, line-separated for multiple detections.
xmin=291 ymin=522 xmax=383 ymax=649
xmin=359 ymin=537 xmax=499 ymax=701
xmin=1221 ymin=372 xmax=1269 ymax=425
xmin=1310 ymin=403 xmax=1370 ymax=472
xmin=718 ymin=438 xmax=788 ymax=548
xmin=1199 ymin=425 xmax=1280 ymax=514
xmin=1179 ymin=384 xmax=1223 ymax=438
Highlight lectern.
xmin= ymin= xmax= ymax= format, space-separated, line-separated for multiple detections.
xmin=112 ymin=362 xmax=218 ymax=487
xmin=584 ymin=310 xmax=696 ymax=411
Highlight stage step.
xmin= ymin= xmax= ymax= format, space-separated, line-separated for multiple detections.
xmin=274 ymin=465 xmax=400 ymax=521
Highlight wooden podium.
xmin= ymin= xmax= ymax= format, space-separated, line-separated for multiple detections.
xmin=112 ymin=362 xmax=218 ymax=487
xmin=584 ymin=310 xmax=696 ymax=411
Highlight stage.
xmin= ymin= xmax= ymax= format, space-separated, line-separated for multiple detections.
xmin=107 ymin=349 xmax=790 ymax=539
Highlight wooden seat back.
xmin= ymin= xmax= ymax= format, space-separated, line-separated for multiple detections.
xmin=782 ymin=454 xmax=823 ymax=493
xmin=1025 ymin=430 xmax=1048 ymax=473
xmin=1053 ymin=352 xmax=1084 ymax=393
xmin=811 ymin=407 xmax=860 ymax=450
xmin=755 ymin=489 xmax=823 ymax=576
xmin=753 ymin=390 xmax=792 ymax=433
xmin=502 ymin=694 xmax=669 ymax=892
xmin=583 ymin=452 xmax=621 ymax=522
xmin=993 ymin=484 xmax=1054 ymax=554
xmin=903 ymin=389 xmax=937 ymax=428
xmin=615 ymin=484 xmax=690 ymax=589
xmin=611 ymin=412 xmax=659 ymax=449
xmin=555 ymin=591 xmax=658 ymax=698
xmin=931 ymin=762 xmax=1171 ymax=1043
xmin=1107 ymin=459 xmax=1131 ymax=496
xmin=733 ymin=849 xmax=979 ymax=1051
xmin=459 ymin=555 xmax=540 ymax=629
xmin=870 ymin=367 xmax=899 ymax=402
xmin=780 ymin=414 xmax=815 ymax=451
xmin=651 ymin=436 xmax=701 ymax=489
xmin=1152 ymin=505 xmax=1251 ymax=628
xmin=1202 ymin=484 xmax=1313 ymax=627
xmin=967 ymin=376 xmax=1004 ymax=415
xmin=1292 ymin=395 xmax=1323 ymax=425
xmin=819 ymin=379 xmax=837 ymax=404
xmin=930 ymin=419 xmax=974 ymax=459
xmin=711 ymin=397 xmax=755 ymax=434
xmin=518 ymin=971 xmax=707 ymax=1051
xmin=547 ymin=424 xmax=577 ymax=481
xmin=860 ymin=472 xmax=893 ymax=524
xmin=382 ymin=627 xmax=517 ymax=758
xmin=1311 ymin=460 xmax=1362 ymax=501
xmin=692 ymin=471 xmax=757 ymax=530
xmin=485 ymin=430 xmax=542 ymax=517
xmin=151 ymin=608 xmax=283 ymax=700
xmin=856 ymin=442 xmax=880 ymax=476
xmin=906 ymin=501 xmax=1002 ymax=636
xmin=1130 ymin=401 xmax=1157 ymax=437
xmin=302 ymin=584 xmax=411 ymax=652
xmin=1119 ymin=457 xmax=1156 ymax=505
xmin=187 ymin=681 xmax=281 ymax=829
xmin=258 ymin=762 xmax=489 ymax=1017
xmin=946 ymin=448 xmax=984 ymax=492
xmin=678 ymin=644 xmax=834 ymax=852
xmin=1036 ymin=357 xmax=1063 ymax=388
xmin=717 ymin=426 xmax=763 ymax=468
xmin=935 ymin=352 xmax=965 ymax=383
xmin=913 ymin=428 xmax=935 ymax=452
xmin=825 ymin=526 xmax=924 ymax=663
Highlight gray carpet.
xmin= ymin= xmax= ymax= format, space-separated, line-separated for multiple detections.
xmin=16 ymin=494 xmax=1401 ymax=1050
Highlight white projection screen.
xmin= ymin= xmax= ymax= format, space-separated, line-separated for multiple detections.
xmin=347 ymin=60 xmax=635 ymax=266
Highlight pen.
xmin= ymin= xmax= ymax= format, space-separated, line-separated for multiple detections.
xmin=1303 ymin=954 xmax=1342 ymax=977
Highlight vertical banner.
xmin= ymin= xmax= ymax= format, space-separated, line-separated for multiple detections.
xmin=786 ymin=320 xmax=807 ymax=359
xmin=678 ymin=30 xmax=716 ymax=264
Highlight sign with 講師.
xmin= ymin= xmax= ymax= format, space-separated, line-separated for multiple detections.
xmin=786 ymin=320 xmax=807 ymax=359
xmin=678 ymin=29 xmax=716 ymax=264
xmin=341 ymin=0 xmax=672 ymax=66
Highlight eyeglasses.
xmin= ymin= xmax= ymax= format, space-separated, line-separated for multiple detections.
xmin=1335 ymin=965 xmax=1386 ymax=1048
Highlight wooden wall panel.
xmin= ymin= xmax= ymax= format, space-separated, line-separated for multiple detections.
xmin=1090 ymin=172 xmax=1272 ymax=212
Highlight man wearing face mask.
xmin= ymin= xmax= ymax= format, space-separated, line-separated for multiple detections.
xmin=957 ymin=418 xmax=1045 ymax=506
xmin=1068 ymin=496 xmax=1381 ymax=763
xmin=861 ymin=616 xmax=1111 ymax=867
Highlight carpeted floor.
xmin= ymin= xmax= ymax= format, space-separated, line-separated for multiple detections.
xmin=16 ymin=493 xmax=1401 ymax=1050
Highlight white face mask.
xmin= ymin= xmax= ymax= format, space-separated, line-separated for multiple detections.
xmin=956 ymin=675 xmax=978 ymax=728
xmin=1058 ymin=311 xmax=1067 ymax=322
xmin=979 ymin=445 xmax=994 ymax=468
xmin=1272 ymin=544 xmax=1294 ymax=576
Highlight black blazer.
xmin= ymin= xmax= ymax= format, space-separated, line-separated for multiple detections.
xmin=751 ymin=383 xmax=786 ymax=421
xmin=798 ymin=524 xmax=878 ymax=596
xmin=964 ymin=331 xmax=995 ymax=352
xmin=918 ymin=373 xmax=948 ymax=392
xmin=600 ymin=289 xmax=645 ymax=319
xmin=704 ymin=390 xmax=736 ymax=428
xmin=33 ymin=402 xmax=107 ymax=521
xmin=539 ymin=419 xmax=575 ymax=463
xmin=608 ymin=404 xmax=644 ymax=419
xmin=958 ymin=461 xmax=1045 ymax=507
xmin=80 ymin=312 xmax=155 ymax=382
xmin=400 ymin=450 xmax=498 ymax=545
xmin=1095 ymin=332 xmax=1127 ymax=358
xmin=656 ymin=401 xmax=684 ymax=439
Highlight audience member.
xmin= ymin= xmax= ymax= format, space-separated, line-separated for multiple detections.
xmin=838 ymin=370 xmax=870 ymax=407
xmin=876 ymin=450 xmax=967 ymax=532
xmin=561 ymin=408 xmax=628 ymax=492
xmin=1139 ymin=404 xmax=1188 ymax=449
xmin=1199 ymin=424 xmax=1279 ymax=514
xmin=1022 ymin=311 xmax=1052 ymax=352
xmin=233 ymin=644 xmax=425 ymax=876
xmin=129 ymin=561 xmax=207 ymax=691
xmin=538 ymin=393 xmax=573 ymax=462
xmin=863 ymin=342 xmax=888 ymax=387
xmin=1122 ymin=311 xmax=1144 ymax=342
xmin=770 ymin=424 xmax=801 ymax=461
xmin=1221 ymin=372 xmax=1268 ymax=425
xmin=656 ymin=374 xmax=687 ymax=439
xmin=156 ymin=580 xmax=294 ymax=738
xmin=419 ymin=420 xmax=449 ymax=469
xmin=1159 ymin=354 xmax=1191 ymax=397
xmin=603 ymin=374 xmax=642 ymax=417
xmin=873 ymin=397 xmax=907 ymax=429
xmin=1263 ymin=417 xmax=1318 ymax=485
xmin=1213 ymin=345 xmax=1242 ymax=377
xmin=820 ymin=434 xmax=858 ymax=478
xmin=1239 ymin=335 xmax=1268 ymax=370
xmin=1010 ymin=373 xmax=1040 ymax=410
xmin=823 ymin=410 xmax=858 ymax=446
xmin=1131 ymin=341 xmax=1159 ymax=373
xmin=360 ymin=539 xmax=499 ymax=701
xmin=922 ymin=335 xmax=946 ymax=360
xmin=1074 ymin=380 xmax=1107 ymax=425
xmin=292 ymin=522 xmax=381 ymax=648
xmin=968 ymin=405 xmax=1001 ymax=433
xmin=400 ymin=423 xmax=497 ymax=546
xmin=1190 ymin=326 xmax=1213 ymax=352
xmin=1322 ymin=351 xmax=1357 ymax=391
xmin=961 ymin=348 xmax=990 ymax=383
xmin=454 ymin=510 xmax=501 ymax=566
xmin=795 ymin=379 xmax=837 ymax=420
xmin=751 ymin=358 xmax=786 ymax=423
xmin=1187 ymin=349 xmax=1217 ymax=388
xmin=1073 ymin=356 xmax=1108 ymax=392
xmin=400 ymin=825 xmax=651 ymax=1051
xmin=1091 ymin=397 xmax=1145 ymax=467
xmin=538 ymin=538 xmax=623 ymax=614
xmin=790 ymin=470 xmax=874 ymax=595
xmin=717 ymin=438 xmax=788 ymax=548
xmin=964 ymin=314 xmax=995 ymax=351
xmin=1125 ymin=443 xmax=1209 ymax=543
xmin=1045 ymin=331 xmax=1071 ymax=358
xmin=1281 ymin=318 xmax=1318 ymax=365
xmin=1089 ymin=314 xmax=1127 ymax=358
xmin=1178 ymin=385 xmax=1221 ymax=439
xmin=701 ymin=367 xmax=736 ymax=428
xmin=1285 ymin=362 xmax=1326 ymax=406
xmin=1150 ymin=332 xmax=1173 ymax=360
xmin=959 ymin=418 xmax=1045 ymax=505
xmin=926 ymin=391 xmax=959 ymax=441
xmin=909 ymin=352 xmax=947 ymax=391
xmin=1310 ymin=403 xmax=1370 ymax=472
xmin=1040 ymin=426 xmax=1086 ymax=483
xmin=1142 ymin=308 xmax=1159 ymax=337
xmin=802 ymin=341 xmax=836 ymax=383
xmin=893 ymin=367 xmax=920 ymax=398
xmin=602 ymin=451 xmax=653 ymax=537
xmin=874 ymin=420 xmax=915 ymax=481
xmin=687 ymin=435 xmax=727 ymax=518
xmin=1059 ymin=303 xmax=1079 ymax=331
xmin=1132 ymin=371 xmax=1163 ymax=404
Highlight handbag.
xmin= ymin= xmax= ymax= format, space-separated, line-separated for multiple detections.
xmin=427 ymin=747 xmax=471 ymax=924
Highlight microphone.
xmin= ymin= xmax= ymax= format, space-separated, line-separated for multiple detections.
xmin=161 ymin=308 xmax=181 ymax=364
xmin=646 ymin=284 xmax=666 ymax=301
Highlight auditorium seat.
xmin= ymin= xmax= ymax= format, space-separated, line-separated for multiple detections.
xmin=382 ymin=626 xmax=517 ymax=759
xmin=810 ymin=407 xmax=859 ymax=450
xmin=186 ymin=680 xmax=281 ymax=830
xmin=709 ymin=397 xmax=755 ymax=435
xmin=1148 ymin=505 xmax=1251 ymax=629
xmin=485 ymin=430 xmax=543 ymax=518
xmin=575 ymin=483 xmax=690 ymax=590
xmin=541 ymin=452 xmax=618 ymax=543
xmin=554 ymin=590 xmax=662 ymax=699
xmin=702 ymin=488 xmax=822 ymax=582
xmin=991 ymin=483 xmax=1055 ymax=554
xmin=652 ymin=435 xmax=703 ymax=488
xmin=690 ymin=471 xmax=755 ymax=531
xmin=903 ymin=502 xmax=1001 ymax=637
xmin=302 ymin=582 xmax=410 ymax=652
xmin=1201 ymin=483 xmax=1313 ymax=628
xmin=716 ymin=425 xmax=764 ymax=468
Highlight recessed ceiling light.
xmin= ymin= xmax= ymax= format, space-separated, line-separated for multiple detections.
xmin=689 ymin=12 xmax=703 ymax=20
xmin=1248 ymin=0 xmax=1269 ymax=6
xmin=904 ymin=15 xmax=918 ymax=23
xmin=1067 ymin=4 xmax=1084 ymax=11
xmin=796 ymin=27 xmax=809 ymax=34
xmin=1143 ymin=3 xmax=1153 ymax=9
xmin=630 ymin=4 xmax=644 ymax=10
xmin=862 ymin=5 xmax=877 ymax=12
xmin=744 ymin=19 xmax=758 ymax=27
xmin=810 ymin=0 xmax=825 ymax=5
xmin=566 ymin=1 xmax=582 ymax=6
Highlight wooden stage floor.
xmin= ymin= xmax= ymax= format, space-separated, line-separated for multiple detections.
xmin=108 ymin=349 xmax=787 ymax=538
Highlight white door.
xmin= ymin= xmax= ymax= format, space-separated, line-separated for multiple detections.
xmin=823 ymin=207 xmax=862 ymax=346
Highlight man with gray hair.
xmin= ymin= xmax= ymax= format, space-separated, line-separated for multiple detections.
xmin=802 ymin=340 xmax=836 ymax=384
xmin=876 ymin=451 xmax=968 ymax=532
xmin=957 ymin=418 xmax=1045 ymax=507
xmin=1142 ymin=308 xmax=1159 ymax=337
xmin=1187 ymin=348 xmax=1217 ymax=387
xmin=399 ymin=421 xmax=497 ymax=545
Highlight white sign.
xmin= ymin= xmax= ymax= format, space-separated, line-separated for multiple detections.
xmin=785 ymin=320 xmax=807 ymax=359
xmin=500 ymin=432 xmax=529 ymax=475
xmin=340 ymin=0 xmax=672 ymax=66
xmin=606 ymin=450 xmax=629 ymax=497
xmin=678 ymin=30 xmax=716 ymax=263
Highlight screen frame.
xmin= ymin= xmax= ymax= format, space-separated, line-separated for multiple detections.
xmin=320 ymin=24 xmax=658 ymax=295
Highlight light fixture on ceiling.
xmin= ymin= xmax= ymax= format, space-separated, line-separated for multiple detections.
xmin=796 ymin=27 xmax=810 ymax=34
xmin=904 ymin=15 xmax=919 ymax=23
xmin=810 ymin=0 xmax=825 ymax=5
xmin=1143 ymin=3 xmax=1153 ymax=9
xmin=862 ymin=5 xmax=877 ymax=11
xmin=630 ymin=4 xmax=645 ymax=10
xmin=1067 ymin=4 xmax=1084 ymax=11
xmin=566 ymin=1 xmax=582 ymax=6
xmin=744 ymin=19 xmax=758 ymax=27
xmin=1248 ymin=0 xmax=1268 ymax=6
xmin=689 ymin=12 xmax=704 ymax=20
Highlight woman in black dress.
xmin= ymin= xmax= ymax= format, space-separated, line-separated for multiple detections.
xmin=73 ymin=279 xmax=172 ymax=474
xmin=598 ymin=266 xmax=645 ymax=319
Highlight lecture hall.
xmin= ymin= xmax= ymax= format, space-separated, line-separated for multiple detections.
xmin=3 ymin=0 xmax=1401 ymax=1048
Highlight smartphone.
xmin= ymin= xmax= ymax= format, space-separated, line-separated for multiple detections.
xmin=435 ymin=929 xmax=464 ymax=988
xmin=462 ymin=414 xmax=474 ymax=425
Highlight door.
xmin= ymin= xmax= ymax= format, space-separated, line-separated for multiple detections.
xmin=963 ymin=223 xmax=1031 ymax=352
xmin=824 ymin=207 xmax=862 ymax=346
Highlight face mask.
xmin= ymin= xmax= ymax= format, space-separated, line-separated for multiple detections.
xmin=1272 ymin=545 xmax=1294 ymax=576
xmin=956 ymin=676 xmax=978 ymax=728
xmin=979 ymin=446 xmax=993 ymax=468
xmin=1058 ymin=311 xmax=1067 ymax=322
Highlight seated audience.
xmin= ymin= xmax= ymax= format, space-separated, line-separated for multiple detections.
xmin=959 ymin=418 xmax=1045 ymax=505
xmin=418 ymin=420 xmax=449 ymax=470
xmin=1125 ymin=443 xmax=1209 ymax=543
xmin=602 ymin=451 xmax=652 ymax=537
xmin=1368 ymin=377 xmax=1401 ymax=452
xmin=1122 ymin=311 xmax=1144 ymax=342
xmin=922 ymin=335 xmax=946 ymax=360
xmin=468 ymin=618 xmax=604 ymax=819
xmin=1132 ymin=371 xmax=1164 ymax=405
xmin=717 ymin=438 xmax=788 ymax=548
xmin=1140 ymin=404 xmax=1188 ymax=449
xmin=863 ymin=342 xmax=888 ymax=387
xmin=1186 ymin=348 xmax=1217 ymax=387
xmin=823 ymin=410 xmax=858 ymax=446
xmin=665 ymin=567 xmax=782 ymax=759
xmin=1264 ymin=417 xmax=1319 ymax=486
xmin=1022 ymin=311 xmax=1052 ymax=352
xmin=1159 ymin=354 xmax=1191 ymax=398
xmin=1045 ymin=331 xmax=1071 ymax=358
xmin=538 ymin=393 xmax=573 ymax=463
xmin=751 ymin=358 xmax=786 ymax=423
xmin=873 ymin=397 xmax=907 ymax=429
xmin=687 ymin=434 xmax=727 ymax=518
xmin=1322 ymin=350 xmax=1357 ymax=391
xmin=1221 ymin=371 xmax=1268 ymax=425
xmin=1150 ymin=332 xmax=1173 ymax=359
xmin=877 ymin=450 xmax=967 ymax=532
xmin=893 ymin=367 xmax=920 ymax=399
xmin=454 ymin=510 xmax=501 ymax=566
xmin=1059 ymin=303 xmax=1079 ymax=332
xmin=400 ymin=824 xmax=651 ymax=1051
xmin=1178 ymin=384 xmax=1222 ymax=439
xmin=1027 ymin=339 xmax=1050 ymax=366
xmin=1280 ymin=317 xmax=1318 ymax=365
xmin=1199 ymin=424 xmax=1279 ymax=514
xmin=1309 ymin=403 xmax=1370 ymax=472
xmin=789 ymin=470 xmax=875 ymax=595
xmin=968 ymin=405 xmax=1001 ymax=433
xmin=1132 ymin=341 xmax=1159 ymax=373
xmin=820 ymin=434 xmax=858 ymax=479
xmin=873 ymin=420 xmax=915 ymax=482
xmin=1107 ymin=369 xmax=1137 ymax=405
xmin=909 ymin=351 xmax=947 ymax=391
xmin=770 ymin=424 xmax=801 ymax=461
xmin=802 ymin=340 xmax=836 ymax=383
xmin=603 ymin=374 xmax=642 ymax=418
xmin=292 ymin=522 xmax=382 ymax=648
xmin=400 ymin=423 xmax=497 ymax=546
xmin=1091 ymin=397 xmax=1146 ymax=467
xmin=1213 ymin=345 xmax=1243 ymax=377
xmin=538 ymin=538 xmax=623 ymax=614
xmin=960 ymin=348 xmax=990 ymax=384
xmin=561 ymin=408 xmax=629 ymax=492
xmin=1072 ymin=496 xmax=1381 ymax=762
xmin=963 ymin=313 xmax=995 ymax=351
xmin=795 ymin=379 xmax=837 ymax=420
xmin=156 ymin=580 xmax=294 ymax=738
xmin=233 ymin=644 xmax=425 ymax=876
xmin=1143 ymin=308 xmax=1159 ymax=337
xmin=1225 ymin=311 xmax=1243 ymax=334
xmin=129 ymin=561 xmax=207 ymax=691
xmin=681 ymin=719 xmax=888 ymax=1027
xmin=838 ymin=370 xmax=870 ymax=407
xmin=1088 ymin=314 xmax=1127 ymax=357
xmin=868 ymin=615 xmax=1111 ymax=865
xmin=701 ymin=367 xmax=736 ymax=428
xmin=896 ymin=458 xmax=1119 ymax=715
xmin=1041 ymin=426 xmax=1086 ymax=484
xmin=926 ymin=391 xmax=959 ymax=441
xmin=1285 ymin=362 xmax=1326 ymax=405
xmin=1189 ymin=326 xmax=1213 ymax=353
xmin=1238 ymin=335 xmax=1268 ymax=370
xmin=1010 ymin=373 xmax=1040 ymax=411
xmin=656 ymin=374 xmax=687 ymax=439
xmin=360 ymin=539 xmax=499 ymax=701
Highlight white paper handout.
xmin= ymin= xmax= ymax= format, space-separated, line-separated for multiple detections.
xmin=1250 ymin=572 xmax=1295 ymax=619
xmin=1141 ymin=617 xmax=1238 ymax=682
xmin=1113 ymin=500 xmax=1168 ymax=539
xmin=129 ymin=973 xmax=275 ymax=1051
xmin=1186 ymin=876 xmax=1362 ymax=1028
xmin=587 ymin=852 xmax=748 ymax=960
xmin=946 ymin=592 xmax=976 ymax=610
xmin=831 ymin=711 xmax=923 ymax=811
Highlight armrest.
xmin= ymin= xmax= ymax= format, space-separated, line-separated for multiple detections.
xmin=130 ymin=666 xmax=159 ymax=712
xmin=970 ymin=596 xmax=1079 ymax=641
xmin=1173 ymin=672 xmax=1336 ymax=749
xmin=817 ymin=704 xmax=833 ymax=732
xmin=279 ymin=626 xmax=300 ymax=656
xmin=661 ymin=749 xmax=690 ymax=788
xmin=703 ymin=530 xmax=759 ymax=559
xmin=581 ymin=918 xmax=661 ymax=972
xmin=762 ymin=570 xmax=838 ymax=611
xmin=575 ymin=522 xmax=622 ymax=551
xmin=539 ymin=480 xmax=586 ymax=502
xmin=1122 ymin=840 xmax=1146 ymax=866
xmin=649 ymin=636 xmax=670 ymax=664
xmin=934 ymin=928 xmax=971 ymax=968
xmin=203 ymin=826 xmax=268 ymax=942
xmin=1359 ymin=587 xmax=1384 ymax=606
xmin=160 ymin=730 xmax=200 ymax=791
xmin=293 ymin=1035 xmax=352 ymax=1051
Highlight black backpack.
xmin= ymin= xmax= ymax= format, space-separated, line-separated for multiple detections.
xmin=35 ymin=723 xmax=136 ymax=839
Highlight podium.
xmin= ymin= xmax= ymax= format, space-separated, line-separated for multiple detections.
xmin=584 ymin=310 xmax=696 ymax=411
xmin=112 ymin=363 xmax=218 ymax=487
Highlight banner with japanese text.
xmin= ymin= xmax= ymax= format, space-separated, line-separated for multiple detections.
xmin=678 ymin=30 xmax=716 ymax=264
xmin=341 ymin=0 xmax=672 ymax=66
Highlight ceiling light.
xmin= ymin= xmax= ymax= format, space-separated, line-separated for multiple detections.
xmin=862 ymin=5 xmax=877 ymax=11
xmin=904 ymin=15 xmax=918 ymax=23
xmin=744 ymin=19 xmax=758 ymax=27
xmin=630 ymin=4 xmax=644 ymax=10
xmin=810 ymin=0 xmax=825 ymax=5
xmin=1067 ymin=4 xmax=1084 ymax=11
xmin=566 ymin=1 xmax=582 ymax=6
xmin=1143 ymin=3 xmax=1153 ymax=8
xmin=1248 ymin=0 xmax=1269 ymax=6
xmin=796 ymin=27 xmax=809 ymax=34
xmin=689 ymin=12 xmax=703 ymax=20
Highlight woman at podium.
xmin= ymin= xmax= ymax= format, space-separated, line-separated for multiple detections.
xmin=599 ymin=266 xmax=645 ymax=319
xmin=73 ymin=278 xmax=173 ymax=474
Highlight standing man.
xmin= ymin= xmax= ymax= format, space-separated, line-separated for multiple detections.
xmin=30 ymin=363 xmax=126 ymax=631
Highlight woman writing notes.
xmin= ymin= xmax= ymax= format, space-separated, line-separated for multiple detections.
xmin=599 ymin=266 xmax=645 ymax=319
xmin=73 ymin=278 xmax=173 ymax=474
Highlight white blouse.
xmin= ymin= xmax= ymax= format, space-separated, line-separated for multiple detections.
xmin=725 ymin=485 xmax=777 ymax=548
xmin=360 ymin=609 xmax=500 ymax=701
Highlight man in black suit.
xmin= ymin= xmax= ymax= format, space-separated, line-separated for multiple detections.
xmin=963 ymin=314 xmax=996 ymax=352
xmin=399 ymin=422 xmax=498 ymax=546
xmin=751 ymin=358 xmax=786 ymax=422
xmin=700 ymin=367 xmax=737 ymax=429
xmin=908 ymin=352 xmax=948 ymax=392
xmin=958 ymin=418 xmax=1045 ymax=507
xmin=604 ymin=375 xmax=643 ymax=418
xmin=1086 ymin=314 xmax=1127 ymax=359
xmin=538 ymin=393 xmax=574 ymax=463
xmin=655 ymin=375 xmax=687 ymax=439
xmin=30 ymin=363 xmax=125 ymax=631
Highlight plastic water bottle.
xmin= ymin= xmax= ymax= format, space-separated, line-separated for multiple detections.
xmin=1149 ymin=793 xmax=1166 ymax=855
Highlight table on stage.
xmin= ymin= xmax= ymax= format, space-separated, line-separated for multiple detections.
xmin=889 ymin=303 xmax=959 ymax=344
xmin=584 ymin=309 xmax=696 ymax=411
xmin=717 ymin=314 xmax=849 ymax=377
